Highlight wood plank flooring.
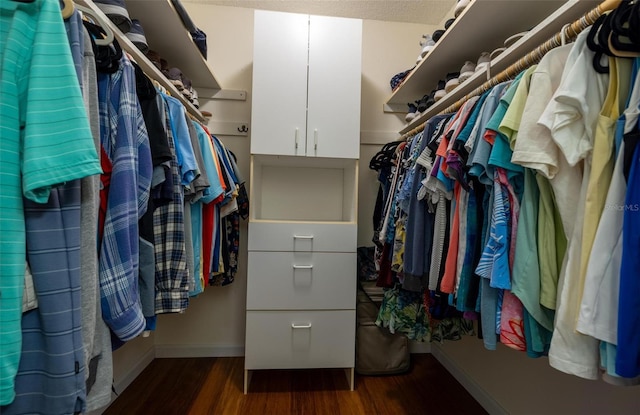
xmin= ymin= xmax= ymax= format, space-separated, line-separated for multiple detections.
xmin=103 ymin=354 xmax=487 ymax=415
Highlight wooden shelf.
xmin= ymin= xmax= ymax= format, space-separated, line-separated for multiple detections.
xmin=79 ymin=0 xmax=208 ymax=122
xmin=124 ymin=0 xmax=222 ymax=91
xmin=398 ymin=0 xmax=601 ymax=134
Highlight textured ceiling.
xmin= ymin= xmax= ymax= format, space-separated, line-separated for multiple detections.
xmin=183 ymin=0 xmax=457 ymax=25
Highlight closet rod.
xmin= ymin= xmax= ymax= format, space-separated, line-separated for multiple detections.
xmin=399 ymin=0 xmax=622 ymax=140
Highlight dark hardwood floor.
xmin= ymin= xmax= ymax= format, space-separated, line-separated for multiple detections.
xmin=103 ymin=354 xmax=488 ymax=415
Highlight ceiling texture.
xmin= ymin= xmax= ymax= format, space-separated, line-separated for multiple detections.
xmin=184 ymin=0 xmax=457 ymax=25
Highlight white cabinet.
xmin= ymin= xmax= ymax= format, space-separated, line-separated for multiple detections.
xmin=245 ymin=10 xmax=361 ymax=394
xmin=251 ymin=11 xmax=362 ymax=159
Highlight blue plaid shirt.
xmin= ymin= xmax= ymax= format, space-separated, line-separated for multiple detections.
xmin=97 ymin=55 xmax=152 ymax=341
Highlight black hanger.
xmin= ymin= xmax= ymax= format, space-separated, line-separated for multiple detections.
xmin=586 ymin=14 xmax=612 ymax=73
xmin=609 ymin=0 xmax=640 ymax=55
xmin=369 ymin=140 xmax=403 ymax=171
xmin=84 ymin=20 xmax=122 ymax=74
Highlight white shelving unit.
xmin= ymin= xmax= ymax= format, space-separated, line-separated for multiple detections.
xmin=245 ymin=10 xmax=361 ymax=394
xmin=124 ymin=0 xmax=221 ymax=91
xmin=386 ymin=0 xmax=600 ymax=134
xmin=78 ymin=0 xmax=209 ymax=122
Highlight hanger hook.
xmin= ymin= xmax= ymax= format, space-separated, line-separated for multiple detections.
xmin=561 ymin=23 xmax=571 ymax=45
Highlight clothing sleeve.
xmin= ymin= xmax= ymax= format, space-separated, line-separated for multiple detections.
xmin=193 ymin=122 xmax=224 ymax=204
xmin=540 ymin=32 xmax=608 ymax=167
xmin=22 ymin=0 xmax=101 ymax=203
xmin=164 ymin=96 xmax=199 ymax=186
xmin=512 ymin=71 xmax=560 ymax=178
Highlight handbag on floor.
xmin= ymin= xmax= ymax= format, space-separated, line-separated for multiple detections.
xmin=355 ymin=285 xmax=410 ymax=375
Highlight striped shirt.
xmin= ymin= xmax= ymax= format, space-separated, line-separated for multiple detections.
xmin=0 ymin=0 xmax=101 ymax=406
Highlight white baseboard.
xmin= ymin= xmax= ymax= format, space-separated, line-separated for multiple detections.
xmin=431 ymin=343 xmax=507 ymax=415
xmin=154 ymin=344 xmax=245 ymax=358
xmin=409 ymin=340 xmax=431 ymax=354
xmin=113 ymin=346 xmax=155 ymax=395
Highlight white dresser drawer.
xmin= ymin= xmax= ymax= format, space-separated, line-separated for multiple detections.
xmin=247 ymin=252 xmax=356 ymax=310
xmin=245 ymin=310 xmax=355 ymax=370
xmin=248 ymin=222 xmax=356 ymax=252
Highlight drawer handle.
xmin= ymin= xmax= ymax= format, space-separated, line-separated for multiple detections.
xmin=291 ymin=323 xmax=312 ymax=329
xmin=292 ymin=265 xmax=313 ymax=270
xmin=314 ymin=129 xmax=318 ymax=151
xmin=293 ymin=235 xmax=314 ymax=239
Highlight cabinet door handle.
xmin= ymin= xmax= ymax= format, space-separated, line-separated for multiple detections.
xmin=295 ymin=128 xmax=299 ymax=151
xmin=292 ymin=264 xmax=313 ymax=269
xmin=314 ymin=129 xmax=318 ymax=151
xmin=293 ymin=234 xmax=314 ymax=239
xmin=291 ymin=323 xmax=312 ymax=329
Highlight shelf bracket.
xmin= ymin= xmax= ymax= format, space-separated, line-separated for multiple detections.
xmin=383 ymin=102 xmax=406 ymax=114
xmin=208 ymin=121 xmax=250 ymax=137
xmin=196 ymin=88 xmax=247 ymax=101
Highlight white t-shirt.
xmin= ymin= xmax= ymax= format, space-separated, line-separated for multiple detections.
xmin=512 ymin=44 xmax=581 ymax=238
xmin=539 ymin=30 xmax=609 ymax=380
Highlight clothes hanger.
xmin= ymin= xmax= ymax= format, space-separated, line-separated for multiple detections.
xmin=75 ymin=4 xmax=114 ymax=46
xmin=369 ymin=141 xmax=403 ymax=170
xmin=608 ymin=0 xmax=640 ymax=57
xmin=586 ymin=13 xmax=612 ymax=73
xmin=61 ymin=0 xmax=74 ymax=18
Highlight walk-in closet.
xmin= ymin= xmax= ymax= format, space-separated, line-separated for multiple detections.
xmin=1 ymin=0 xmax=640 ymax=414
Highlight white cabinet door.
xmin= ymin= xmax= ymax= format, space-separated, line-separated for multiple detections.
xmin=251 ymin=11 xmax=309 ymax=156
xmin=307 ymin=15 xmax=362 ymax=159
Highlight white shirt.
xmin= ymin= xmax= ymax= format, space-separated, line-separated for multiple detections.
xmin=539 ymin=30 xmax=609 ymax=381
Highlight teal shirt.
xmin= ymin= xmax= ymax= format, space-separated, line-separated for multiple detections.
xmin=487 ymin=72 xmax=525 ymax=179
xmin=0 ymin=0 xmax=101 ymax=404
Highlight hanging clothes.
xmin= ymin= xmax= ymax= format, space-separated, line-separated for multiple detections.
xmin=0 ymin=0 xmax=102 ymax=411
xmin=373 ymin=5 xmax=640 ymax=385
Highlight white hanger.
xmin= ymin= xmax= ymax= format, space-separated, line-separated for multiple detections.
xmin=560 ymin=23 xmax=571 ymax=46
xmin=61 ymin=0 xmax=74 ymax=19
xmin=75 ymin=3 xmax=114 ymax=46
